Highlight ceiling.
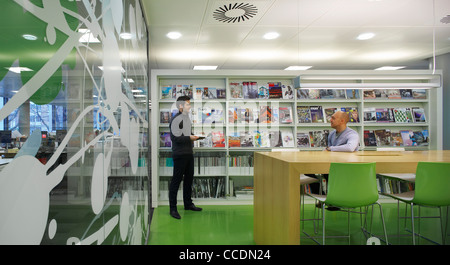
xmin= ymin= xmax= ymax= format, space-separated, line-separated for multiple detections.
xmin=141 ymin=0 xmax=450 ymax=71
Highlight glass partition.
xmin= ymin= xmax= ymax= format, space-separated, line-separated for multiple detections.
xmin=0 ymin=0 xmax=149 ymax=245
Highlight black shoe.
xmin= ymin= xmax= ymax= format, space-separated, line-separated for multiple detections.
xmin=326 ymin=206 xmax=341 ymax=211
xmin=184 ymin=204 xmax=202 ymax=211
xmin=170 ymin=209 xmax=181 ymax=219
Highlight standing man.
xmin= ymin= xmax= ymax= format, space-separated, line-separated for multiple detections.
xmin=326 ymin=110 xmax=359 ymax=152
xmin=169 ymin=96 xmax=202 ymax=219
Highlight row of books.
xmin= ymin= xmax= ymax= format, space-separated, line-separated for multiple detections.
xmin=159 ymin=177 xmax=226 ymax=200
xmin=376 ymin=175 xmax=414 ymax=195
xmin=364 ymin=129 xmax=429 ymax=147
xmin=297 ymin=106 xmax=359 ymax=123
xmin=161 ymin=84 xmax=226 ymax=100
xmin=363 ymin=89 xmax=426 ymax=100
xmin=363 ymin=107 xmax=426 ymax=123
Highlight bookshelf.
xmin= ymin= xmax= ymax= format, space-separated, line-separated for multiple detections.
xmin=151 ymin=69 xmax=443 ymax=207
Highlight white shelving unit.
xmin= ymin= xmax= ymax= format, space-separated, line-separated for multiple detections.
xmin=150 ymin=69 xmax=443 ymax=207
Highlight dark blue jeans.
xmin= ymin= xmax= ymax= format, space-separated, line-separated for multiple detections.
xmin=169 ymin=154 xmax=194 ymax=209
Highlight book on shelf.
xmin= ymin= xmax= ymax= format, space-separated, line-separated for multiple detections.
xmin=324 ymin=107 xmax=337 ymax=123
xmin=411 ymin=107 xmax=426 ymax=122
xmin=377 ymin=175 xmax=414 ymax=195
xmin=268 ymin=82 xmax=282 ymax=99
xmin=282 ymin=85 xmax=295 ymax=99
xmin=297 ymin=88 xmax=309 ymax=99
xmin=310 ymin=106 xmax=324 ymax=123
xmin=297 ymin=106 xmax=312 ymax=123
xmin=230 ymin=82 xmax=243 ymax=99
xmin=296 ymin=132 xmax=310 ymax=148
xmin=279 ymin=107 xmax=293 ymax=124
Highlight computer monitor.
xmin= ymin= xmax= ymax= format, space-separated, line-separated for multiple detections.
xmin=0 ymin=130 xmax=12 ymax=144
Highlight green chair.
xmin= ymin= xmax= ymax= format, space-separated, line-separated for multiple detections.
xmin=386 ymin=162 xmax=450 ymax=245
xmin=307 ymin=162 xmax=388 ymax=245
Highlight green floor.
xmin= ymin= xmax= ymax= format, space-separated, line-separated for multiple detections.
xmin=148 ymin=203 xmax=449 ymax=245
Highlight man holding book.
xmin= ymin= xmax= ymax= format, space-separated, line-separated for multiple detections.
xmin=169 ymin=96 xmax=202 ymax=219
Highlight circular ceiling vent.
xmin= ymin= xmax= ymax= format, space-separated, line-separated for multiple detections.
xmin=440 ymin=15 xmax=450 ymax=24
xmin=213 ymin=3 xmax=258 ymax=23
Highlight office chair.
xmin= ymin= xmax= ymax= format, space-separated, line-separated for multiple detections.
xmin=385 ymin=162 xmax=450 ymax=245
xmin=307 ymin=162 xmax=389 ymax=245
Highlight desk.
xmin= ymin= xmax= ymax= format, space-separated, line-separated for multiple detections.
xmin=253 ymin=150 xmax=450 ymax=245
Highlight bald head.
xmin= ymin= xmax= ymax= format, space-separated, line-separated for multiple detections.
xmin=330 ymin=110 xmax=349 ymax=132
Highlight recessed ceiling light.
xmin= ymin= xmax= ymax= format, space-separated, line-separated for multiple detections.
xmin=167 ymin=32 xmax=182 ymax=40
xmin=5 ymin=67 xmax=33 ymax=73
xmin=357 ymin=32 xmax=375 ymax=40
xmin=119 ymin=33 xmax=133 ymax=39
xmin=193 ymin=66 xmax=218 ymax=70
xmin=263 ymin=32 xmax=279 ymax=40
xmin=375 ymin=66 xmax=406 ymax=70
xmin=22 ymin=34 xmax=37 ymax=41
xmin=284 ymin=66 xmax=312 ymax=71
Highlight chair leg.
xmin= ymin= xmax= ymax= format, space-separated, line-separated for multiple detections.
xmin=322 ymin=204 xmax=326 ymax=245
xmin=411 ymin=203 xmax=416 ymax=245
xmin=376 ymin=202 xmax=389 ymax=245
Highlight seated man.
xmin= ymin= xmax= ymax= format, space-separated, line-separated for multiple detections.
xmin=308 ymin=111 xmax=360 ymax=199
xmin=326 ymin=110 xmax=359 ymax=152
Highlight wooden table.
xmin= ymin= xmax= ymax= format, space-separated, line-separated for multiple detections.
xmin=253 ymin=150 xmax=450 ymax=245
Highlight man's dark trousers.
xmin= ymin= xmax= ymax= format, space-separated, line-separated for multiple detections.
xmin=169 ymin=154 xmax=194 ymax=209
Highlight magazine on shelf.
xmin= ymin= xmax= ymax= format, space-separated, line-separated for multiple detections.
xmin=400 ymin=89 xmax=413 ymax=99
xmin=319 ymin=89 xmax=335 ymax=99
xmin=363 ymin=90 xmax=376 ymax=99
xmin=363 ymin=130 xmax=377 ymax=147
xmin=374 ymin=129 xmax=392 ymax=146
xmin=297 ymin=106 xmax=312 ymax=123
xmin=392 ymin=108 xmax=413 ymax=123
xmin=412 ymin=89 xmax=426 ymax=99
xmin=308 ymin=89 xmax=321 ymax=99
xmin=324 ymin=107 xmax=337 ymax=123
xmin=310 ymin=106 xmax=324 ymax=123
xmin=211 ymin=131 xmax=225 ymax=147
xmin=161 ymin=86 xmax=172 ymax=99
xmin=258 ymin=85 xmax=269 ymax=99
xmin=228 ymin=132 xmax=241 ymax=147
xmin=160 ymin=132 xmax=171 ymax=147
xmin=243 ymin=81 xmax=258 ymax=99
xmin=269 ymin=131 xmax=283 ymax=147
xmin=376 ymin=108 xmax=394 ymax=122
xmin=374 ymin=89 xmax=388 ymax=99
xmin=268 ymin=82 xmax=282 ymax=99
xmin=282 ymin=85 xmax=295 ymax=99
xmin=341 ymin=107 xmax=359 ymax=123
xmin=239 ymin=131 xmax=254 ymax=147
xmin=160 ymin=109 xmax=170 ymax=123
xmin=412 ymin=107 xmax=427 ymax=122
xmin=387 ymin=89 xmax=401 ymax=99
xmin=345 ymin=89 xmax=360 ymax=99
xmin=400 ymin=130 xmax=416 ymax=146
xmin=279 ymin=107 xmax=293 ymax=124
xmin=297 ymin=89 xmax=309 ymax=99
xmin=391 ymin=132 xmax=403 ymax=147
xmin=217 ymin=88 xmax=226 ymax=99
xmin=280 ymin=129 xmax=294 ymax=147
xmin=230 ymin=82 xmax=243 ymax=99
xmin=259 ymin=105 xmax=272 ymax=123
xmin=363 ymin=108 xmax=377 ymax=123
xmin=296 ymin=132 xmax=310 ymax=148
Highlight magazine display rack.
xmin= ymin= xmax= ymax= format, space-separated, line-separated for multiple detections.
xmin=151 ymin=70 xmax=442 ymax=206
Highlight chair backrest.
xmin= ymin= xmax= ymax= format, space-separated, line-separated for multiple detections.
xmin=325 ymin=162 xmax=378 ymax=208
xmin=413 ymin=162 xmax=450 ymax=207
